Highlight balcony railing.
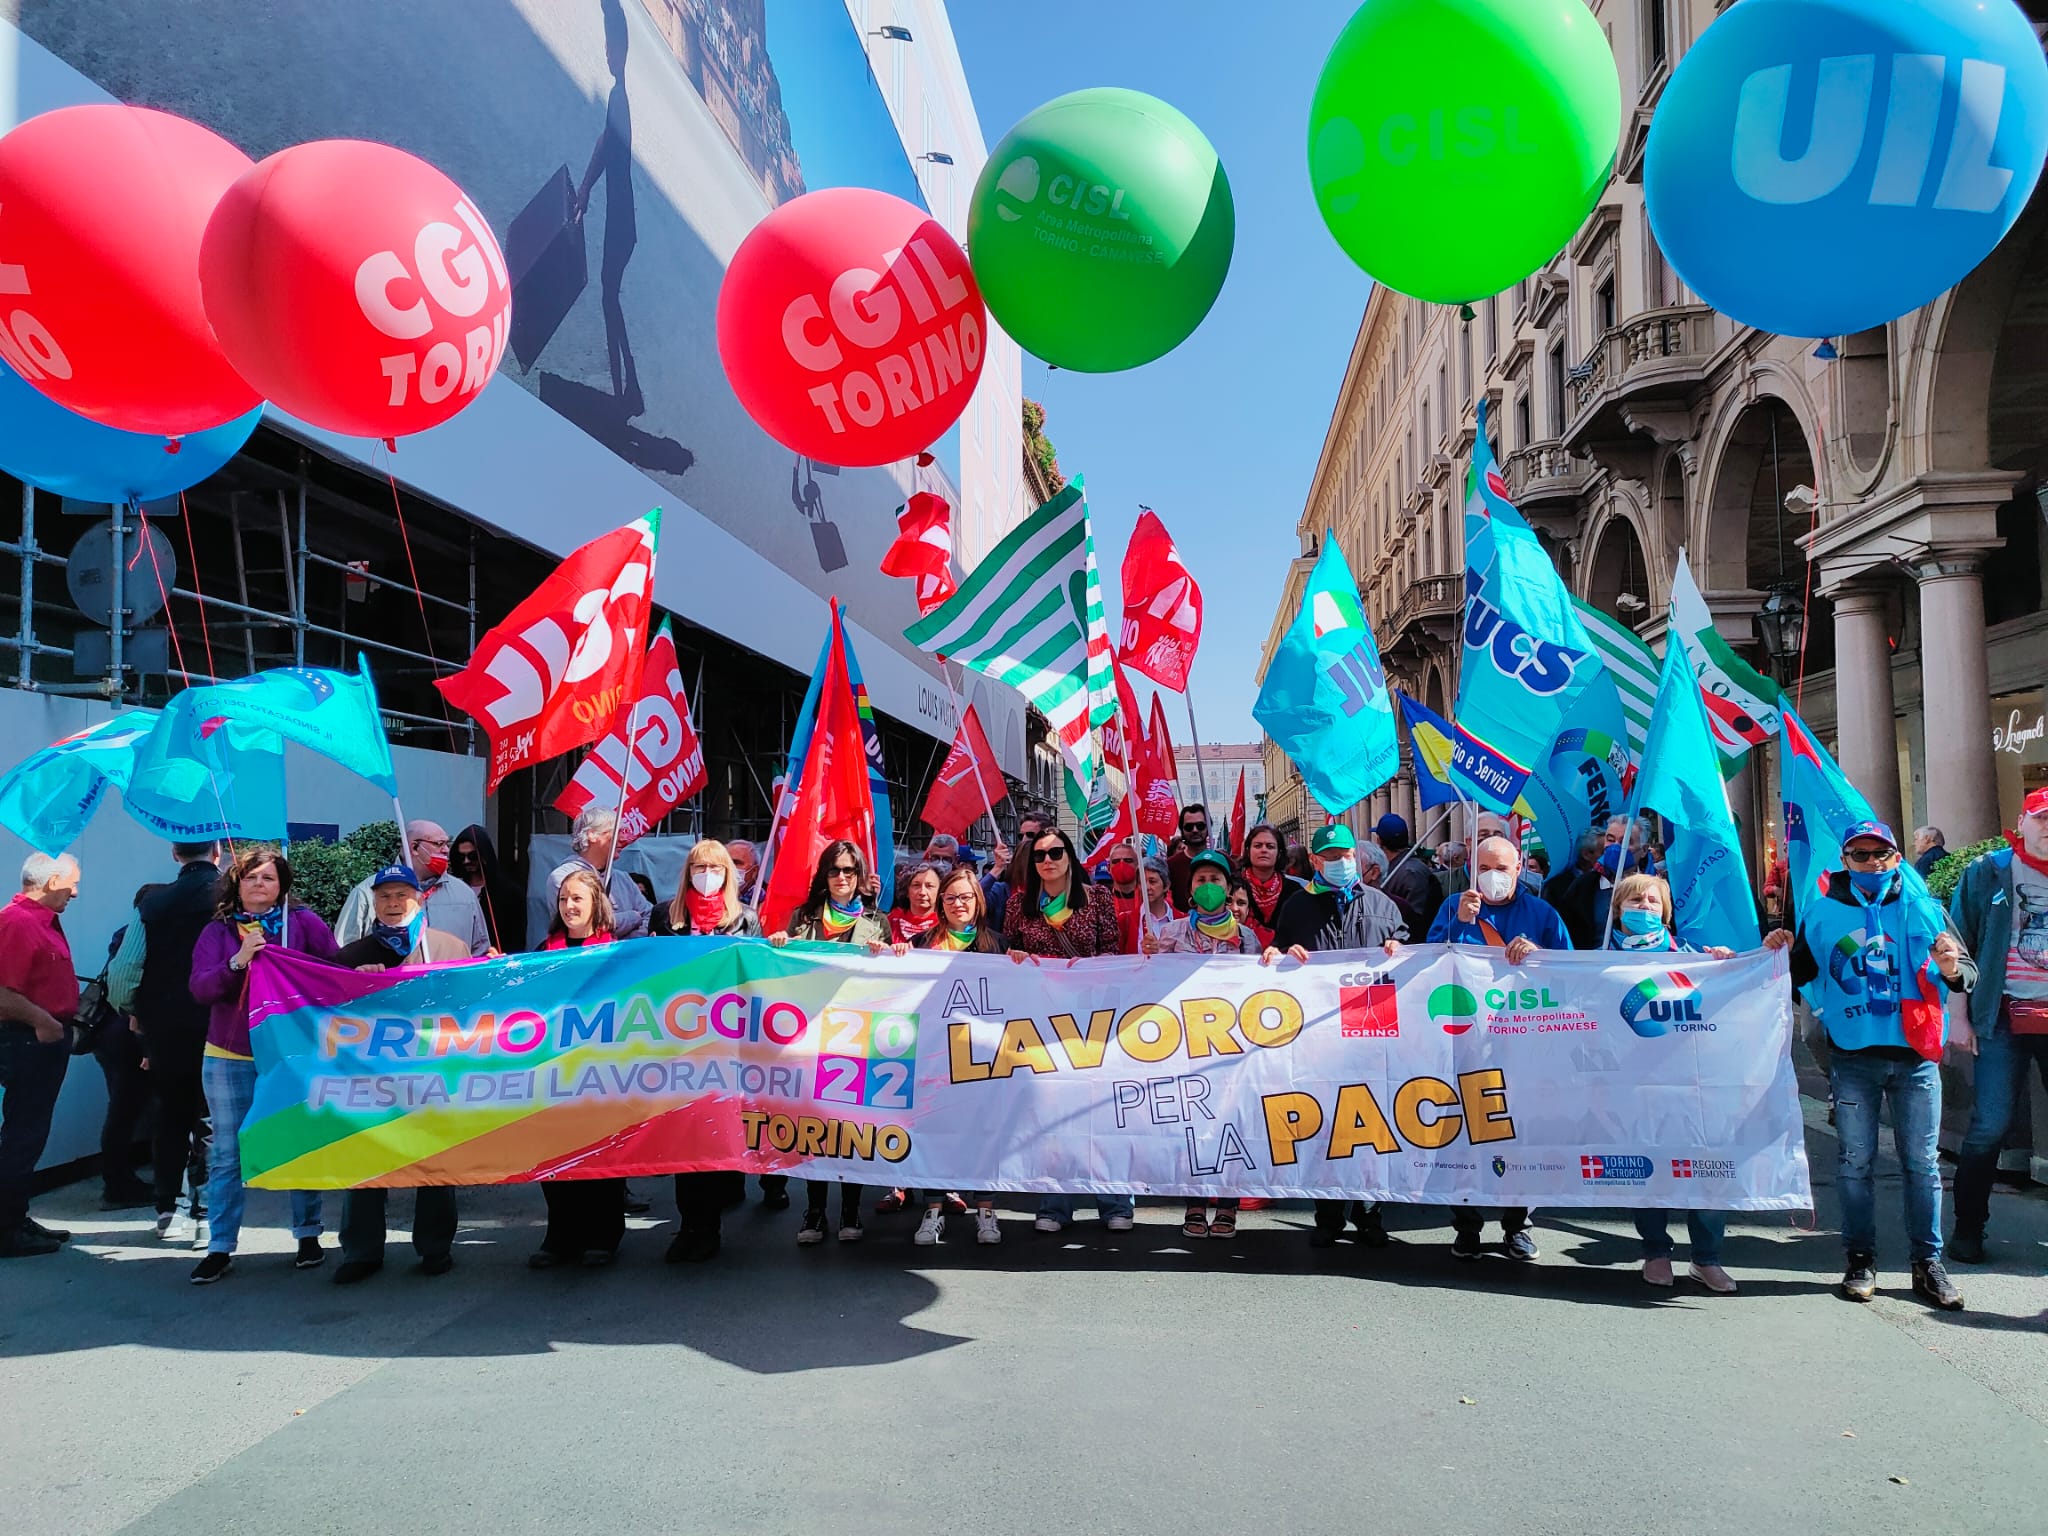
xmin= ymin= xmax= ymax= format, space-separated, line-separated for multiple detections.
xmin=1567 ymin=304 xmax=1717 ymax=421
xmin=1504 ymin=439 xmax=1596 ymax=506
xmin=1389 ymin=572 xmax=1461 ymax=640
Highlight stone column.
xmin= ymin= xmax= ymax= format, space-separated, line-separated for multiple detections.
xmin=1830 ymin=583 xmax=1903 ymax=830
xmin=1917 ymin=553 xmax=2001 ymax=845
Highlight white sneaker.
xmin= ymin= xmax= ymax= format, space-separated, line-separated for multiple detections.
xmin=1033 ymin=1214 xmax=1062 ymax=1233
xmin=189 ymin=1220 xmax=209 ymax=1251
xmin=975 ymin=1208 xmax=1003 ymax=1245
xmin=796 ymin=1212 xmax=827 ymax=1245
xmin=837 ymin=1219 xmax=864 ymax=1243
xmin=1105 ymin=1213 xmax=1135 ymax=1232
xmin=913 ymin=1208 xmax=944 ymax=1246
xmin=154 ymin=1211 xmax=175 ymax=1240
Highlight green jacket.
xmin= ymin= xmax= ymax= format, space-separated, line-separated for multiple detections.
xmin=1949 ymin=847 xmax=2016 ymax=1036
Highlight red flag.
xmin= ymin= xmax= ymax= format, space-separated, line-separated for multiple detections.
xmin=1135 ymin=690 xmax=1181 ymax=839
xmin=919 ymin=704 xmax=1008 ymax=841
xmin=552 ymin=624 xmax=705 ymax=848
xmin=760 ymin=605 xmax=877 ymax=936
xmin=1228 ymin=766 xmax=1247 ymax=861
xmin=1118 ymin=508 xmax=1203 ymax=692
xmin=1079 ymin=663 xmax=1141 ymax=867
xmin=879 ymin=491 xmax=957 ymax=616
xmin=436 ymin=509 xmax=660 ymax=791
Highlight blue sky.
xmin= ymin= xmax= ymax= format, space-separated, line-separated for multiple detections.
xmin=950 ymin=1 xmax=1371 ymax=746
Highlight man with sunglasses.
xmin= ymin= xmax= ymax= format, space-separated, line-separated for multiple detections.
xmin=1104 ymin=840 xmax=1144 ymax=954
xmin=1168 ymin=805 xmax=1210 ymax=912
xmin=1787 ymin=820 xmax=1973 ymax=1310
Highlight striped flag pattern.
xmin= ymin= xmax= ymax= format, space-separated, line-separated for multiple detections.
xmin=906 ymin=476 xmax=1115 ymax=786
xmin=1572 ymin=598 xmax=1658 ymax=763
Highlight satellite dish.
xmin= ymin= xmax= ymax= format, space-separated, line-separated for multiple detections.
xmin=65 ymin=519 xmax=177 ymax=629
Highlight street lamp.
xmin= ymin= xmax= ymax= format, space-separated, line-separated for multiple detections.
xmin=918 ymin=152 xmax=954 ymax=166
xmin=870 ymin=24 xmax=913 ymax=41
xmin=1753 ymin=583 xmax=1805 ymax=681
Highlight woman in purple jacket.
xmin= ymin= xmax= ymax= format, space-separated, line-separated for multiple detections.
xmin=187 ymin=847 xmax=339 ymax=1285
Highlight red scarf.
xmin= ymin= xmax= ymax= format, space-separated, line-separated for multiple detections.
xmin=2006 ymin=829 xmax=2048 ymax=880
xmin=891 ymin=909 xmax=939 ymax=943
xmin=683 ymin=891 xmax=729 ymax=935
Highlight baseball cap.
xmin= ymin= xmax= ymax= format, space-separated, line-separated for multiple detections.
xmin=1840 ymin=820 xmax=1899 ymax=851
xmin=1189 ymin=848 xmax=1234 ymax=879
xmin=1310 ymin=823 xmax=1356 ymax=855
xmin=1372 ymin=813 xmax=1409 ymax=842
xmin=2023 ymin=786 xmax=2048 ymax=818
xmin=370 ymin=863 xmax=421 ymax=891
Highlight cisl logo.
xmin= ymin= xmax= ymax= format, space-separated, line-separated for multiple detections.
xmin=1428 ymin=982 xmax=1478 ymax=1036
xmin=1619 ymin=971 xmax=1712 ymax=1038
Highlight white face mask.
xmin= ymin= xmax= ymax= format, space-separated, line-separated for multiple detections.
xmin=1475 ymin=868 xmax=1516 ymax=903
xmin=689 ymin=868 xmax=726 ymax=896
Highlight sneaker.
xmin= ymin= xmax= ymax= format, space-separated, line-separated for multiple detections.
xmin=1033 ymin=1214 xmax=1063 ymax=1233
xmin=1642 ymin=1256 xmax=1675 ymax=1287
xmin=24 ymin=1217 xmax=71 ymax=1244
xmin=1104 ymin=1213 xmax=1135 ymax=1232
xmin=1841 ymin=1252 xmax=1877 ymax=1302
xmin=1947 ymin=1227 xmax=1987 ymax=1265
xmin=1911 ymin=1259 xmax=1964 ymax=1311
xmin=154 ymin=1211 xmax=176 ymax=1241
xmin=974 ymin=1208 xmax=1002 ymax=1245
xmin=1688 ymin=1262 xmax=1738 ymax=1295
xmin=190 ymin=1251 xmax=233 ymax=1284
xmin=103 ymin=1182 xmax=155 ymax=1209
xmin=420 ymin=1253 xmax=455 ymax=1276
xmin=943 ymin=1193 xmax=970 ymax=1215
xmin=913 ymin=1208 xmax=944 ymax=1246
xmin=332 ymin=1259 xmax=382 ymax=1285
xmin=1505 ymin=1227 xmax=1540 ymax=1262
xmin=837 ymin=1217 xmax=864 ymax=1243
xmin=876 ymin=1189 xmax=906 ymax=1213
xmin=294 ymin=1237 xmax=325 ymax=1270
xmin=761 ymin=1185 xmax=791 ymax=1211
xmin=0 ymin=1224 xmax=62 ymax=1259
xmin=1451 ymin=1228 xmax=1482 ymax=1261
xmin=797 ymin=1211 xmax=827 ymax=1246
xmin=189 ymin=1220 xmax=209 ymax=1251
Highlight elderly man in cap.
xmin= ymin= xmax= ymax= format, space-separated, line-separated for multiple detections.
xmin=0 ymin=853 xmax=83 ymax=1258
xmin=337 ymin=820 xmax=489 ymax=955
xmin=1787 ymin=820 xmax=1973 ymax=1309
xmin=549 ymin=806 xmax=652 ymax=940
xmin=330 ymin=865 xmax=472 ymax=1281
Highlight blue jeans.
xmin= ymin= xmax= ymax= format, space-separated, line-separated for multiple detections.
xmin=1829 ymin=1049 xmax=1943 ymax=1263
xmin=1037 ymin=1192 xmax=1133 ymax=1223
xmin=203 ymin=1055 xmax=321 ymax=1254
xmin=1634 ymin=1209 xmax=1726 ymax=1263
xmin=1953 ymin=1019 xmax=2048 ymax=1232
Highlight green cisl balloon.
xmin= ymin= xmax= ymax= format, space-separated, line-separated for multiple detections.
xmin=1308 ymin=0 xmax=1620 ymax=304
xmin=969 ymin=88 xmax=1234 ymax=373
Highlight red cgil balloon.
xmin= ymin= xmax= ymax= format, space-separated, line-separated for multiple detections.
xmin=200 ymin=139 xmax=511 ymax=440
xmin=0 ymin=105 xmax=261 ymax=436
xmin=717 ymin=187 xmax=985 ymax=467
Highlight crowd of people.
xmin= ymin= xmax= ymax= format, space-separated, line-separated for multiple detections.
xmin=4 ymin=788 xmax=2045 ymax=1316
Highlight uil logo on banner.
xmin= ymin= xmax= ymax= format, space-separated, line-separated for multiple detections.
xmin=1619 ymin=972 xmax=1710 ymax=1038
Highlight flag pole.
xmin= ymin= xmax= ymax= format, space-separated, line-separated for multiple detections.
xmin=1598 ymin=777 xmax=1647 ymax=953
xmin=601 ymin=535 xmax=661 ymax=897
xmin=939 ymin=662 xmax=1002 ymax=844
xmin=1182 ymin=689 xmax=1212 ymax=822
xmin=1382 ymin=804 xmax=1455 ymax=883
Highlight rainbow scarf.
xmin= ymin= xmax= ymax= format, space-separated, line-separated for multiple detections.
xmin=933 ymin=925 xmax=977 ymax=952
xmin=820 ymin=896 xmax=864 ymax=938
xmin=1189 ymin=906 xmax=1240 ymax=948
xmin=1039 ymin=887 xmax=1073 ymax=929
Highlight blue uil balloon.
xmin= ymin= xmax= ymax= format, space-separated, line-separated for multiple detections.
xmin=0 ymin=361 xmax=262 ymax=505
xmin=1646 ymin=0 xmax=2048 ymax=337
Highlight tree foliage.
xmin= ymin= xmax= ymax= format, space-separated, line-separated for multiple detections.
xmin=285 ymin=820 xmax=402 ymax=923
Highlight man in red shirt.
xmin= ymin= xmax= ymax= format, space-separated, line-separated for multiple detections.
xmin=0 ymin=852 xmax=83 ymax=1258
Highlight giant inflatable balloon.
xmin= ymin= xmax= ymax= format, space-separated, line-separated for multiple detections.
xmin=967 ymin=88 xmax=1234 ymax=373
xmin=1646 ymin=0 xmax=2048 ymax=338
xmin=200 ymin=140 xmax=512 ymax=440
xmin=1308 ymin=0 xmax=1620 ymax=303
xmin=0 ymin=362 xmax=262 ymax=505
xmin=717 ymin=187 xmax=986 ymax=465
xmin=0 ymin=105 xmax=260 ymax=435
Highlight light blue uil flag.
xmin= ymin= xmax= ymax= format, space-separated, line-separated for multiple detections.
xmin=1631 ymin=616 xmax=1760 ymax=951
xmin=1454 ymin=402 xmax=1596 ymax=811
xmin=181 ymin=657 xmax=397 ymax=795
xmin=1253 ymin=536 xmax=1398 ymax=813
xmin=0 ymin=710 xmax=161 ymax=852
xmin=123 ymin=689 xmax=289 ymax=843
xmin=1516 ymin=663 xmax=1635 ymax=878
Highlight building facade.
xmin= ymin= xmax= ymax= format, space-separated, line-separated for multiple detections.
xmin=1174 ymin=744 xmax=1265 ymax=825
xmin=1262 ymin=0 xmax=2048 ymax=875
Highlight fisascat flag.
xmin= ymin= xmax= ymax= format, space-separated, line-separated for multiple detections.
xmin=1672 ymin=551 xmax=1782 ymax=769
xmin=0 ymin=710 xmax=160 ymax=852
xmin=1253 ymin=536 xmax=1399 ymax=813
xmin=437 ymin=509 xmax=660 ymax=791
xmin=182 ymin=658 xmax=397 ymax=795
xmin=1394 ymin=692 xmax=1461 ymax=811
xmin=1455 ymin=403 xmax=1594 ymax=811
xmin=554 ymin=622 xmax=705 ymax=848
xmin=907 ymin=477 xmax=1115 ymax=790
xmin=1572 ymin=599 xmax=1658 ymax=765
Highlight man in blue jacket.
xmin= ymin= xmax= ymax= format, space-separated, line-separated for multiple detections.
xmin=1946 ymin=787 xmax=2048 ymax=1264
xmin=1391 ymin=833 xmax=1571 ymax=1261
xmin=1786 ymin=821 xmax=1973 ymax=1309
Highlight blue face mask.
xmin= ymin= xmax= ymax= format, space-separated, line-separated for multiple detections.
xmin=1619 ymin=908 xmax=1666 ymax=937
xmin=1848 ymin=868 xmax=1894 ymax=900
xmin=1321 ymin=857 xmax=1359 ymax=889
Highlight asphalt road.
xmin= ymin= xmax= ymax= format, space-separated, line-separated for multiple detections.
xmin=3 ymin=1100 xmax=2043 ymax=1536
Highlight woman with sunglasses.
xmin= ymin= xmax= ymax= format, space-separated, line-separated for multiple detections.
xmin=769 ymin=840 xmax=887 ymax=1243
xmin=1003 ymin=825 xmax=1134 ymax=1233
xmin=651 ymin=839 xmax=763 ymax=1263
xmin=896 ymin=867 xmax=1008 ymax=1246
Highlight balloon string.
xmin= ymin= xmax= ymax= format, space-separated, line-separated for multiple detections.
xmin=175 ymin=491 xmax=221 ymax=684
xmin=136 ymin=505 xmax=238 ymax=858
xmin=381 ymin=463 xmax=462 ymax=749
xmin=1795 ymin=487 xmax=1818 ymax=711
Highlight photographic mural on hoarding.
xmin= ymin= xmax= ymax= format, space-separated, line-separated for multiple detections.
xmin=14 ymin=0 xmax=1011 ymax=757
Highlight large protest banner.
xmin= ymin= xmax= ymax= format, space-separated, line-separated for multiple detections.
xmin=242 ymin=943 xmax=1810 ymax=1210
